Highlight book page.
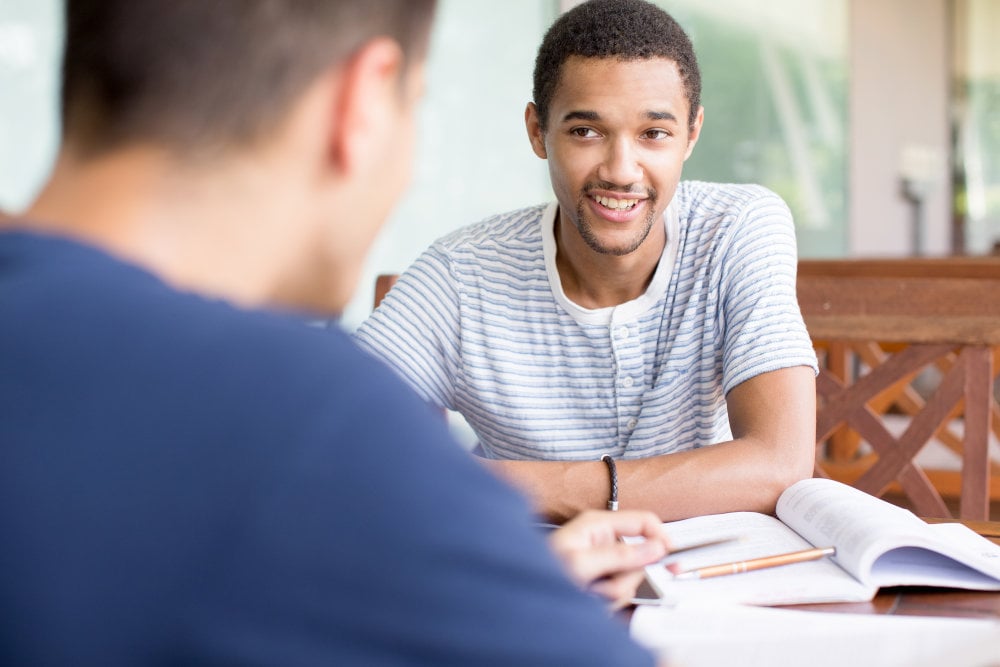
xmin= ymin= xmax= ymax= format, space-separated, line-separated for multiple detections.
xmin=777 ymin=478 xmax=1000 ymax=589
xmin=866 ymin=523 xmax=1000 ymax=589
xmin=644 ymin=511 xmax=871 ymax=606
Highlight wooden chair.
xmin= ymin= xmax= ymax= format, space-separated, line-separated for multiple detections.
xmin=373 ymin=274 xmax=398 ymax=309
xmin=798 ymin=259 xmax=1000 ymax=520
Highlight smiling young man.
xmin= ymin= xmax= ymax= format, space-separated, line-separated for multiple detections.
xmin=355 ymin=0 xmax=819 ymax=523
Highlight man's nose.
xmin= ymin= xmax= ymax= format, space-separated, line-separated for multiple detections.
xmin=597 ymin=137 xmax=644 ymax=187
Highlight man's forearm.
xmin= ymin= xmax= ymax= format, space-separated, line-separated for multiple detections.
xmin=486 ymin=459 xmax=609 ymax=522
xmin=485 ymin=366 xmax=817 ymax=523
xmin=486 ymin=438 xmax=811 ymax=523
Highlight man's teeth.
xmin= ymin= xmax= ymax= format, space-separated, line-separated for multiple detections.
xmin=594 ymin=195 xmax=639 ymax=210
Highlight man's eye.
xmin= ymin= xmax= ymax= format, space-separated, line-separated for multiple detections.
xmin=571 ymin=127 xmax=598 ymax=138
xmin=644 ymin=129 xmax=670 ymax=140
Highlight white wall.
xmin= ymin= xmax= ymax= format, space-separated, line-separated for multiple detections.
xmin=848 ymin=0 xmax=952 ymax=256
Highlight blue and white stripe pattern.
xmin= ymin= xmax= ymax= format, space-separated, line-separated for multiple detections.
xmin=354 ymin=181 xmax=818 ymax=461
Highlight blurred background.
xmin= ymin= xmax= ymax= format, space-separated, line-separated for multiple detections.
xmin=1 ymin=0 xmax=998 ymax=329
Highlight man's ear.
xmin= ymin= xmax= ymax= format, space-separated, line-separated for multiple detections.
xmin=330 ymin=37 xmax=405 ymax=177
xmin=683 ymin=106 xmax=705 ymax=161
xmin=525 ymin=102 xmax=547 ymax=159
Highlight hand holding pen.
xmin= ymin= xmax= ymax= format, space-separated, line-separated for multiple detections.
xmin=549 ymin=510 xmax=672 ymax=608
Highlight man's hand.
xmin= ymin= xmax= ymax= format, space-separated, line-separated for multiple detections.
xmin=549 ymin=510 xmax=670 ymax=609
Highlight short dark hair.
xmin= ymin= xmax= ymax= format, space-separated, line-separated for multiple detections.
xmin=532 ymin=0 xmax=701 ymax=132
xmin=61 ymin=0 xmax=436 ymax=158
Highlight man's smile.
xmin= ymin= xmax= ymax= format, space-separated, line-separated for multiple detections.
xmin=592 ymin=194 xmax=640 ymax=211
xmin=585 ymin=189 xmax=653 ymax=226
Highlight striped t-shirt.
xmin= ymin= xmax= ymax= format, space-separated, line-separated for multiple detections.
xmin=354 ymin=181 xmax=818 ymax=461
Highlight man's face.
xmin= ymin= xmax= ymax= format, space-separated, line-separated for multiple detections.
xmin=528 ymin=56 xmax=702 ymax=257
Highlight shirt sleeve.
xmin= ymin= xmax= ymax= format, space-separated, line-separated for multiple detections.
xmin=183 ymin=360 xmax=655 ymax=666
xmin=717 ymin=188 xmax=819 ymax=394
xmin=354 ymin=244 xmax=462 ymax=412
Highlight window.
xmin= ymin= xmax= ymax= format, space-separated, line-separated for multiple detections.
xmin=954 ymin=0 xmax=1000 ymax=254
xmin=0 ymin=0 xmax=61 ymax=213
xmin=661 ymin=0 xmax=849 ymax=257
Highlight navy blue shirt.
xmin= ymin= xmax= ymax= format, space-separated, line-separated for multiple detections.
xmin=0 ymin=231 xmax=653 ymax=666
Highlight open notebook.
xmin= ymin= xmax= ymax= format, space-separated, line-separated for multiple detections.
xmin=640 ymin=478 xmax=1000 ymax=606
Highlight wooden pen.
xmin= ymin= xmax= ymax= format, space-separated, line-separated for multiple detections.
xmin=668 ymin=546 xmax=836 ymax=581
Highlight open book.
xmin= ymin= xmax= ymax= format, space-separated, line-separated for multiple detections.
xmin=641 ymin=478 xmax=1000 ymax=606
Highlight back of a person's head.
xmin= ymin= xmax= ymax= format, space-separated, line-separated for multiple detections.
xmin=61 ymin=0 xmax=436 ymax=159
xmin=532 ymin=0 xmax=701 ymax=132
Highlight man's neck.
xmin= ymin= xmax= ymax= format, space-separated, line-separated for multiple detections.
xmin=23 ymin=146 xmax=316 ymax=310
xmin=553 ymin=212 xmax=666 ymax=310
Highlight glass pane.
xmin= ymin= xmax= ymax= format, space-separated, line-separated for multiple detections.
xmin=0 ymin=0 xmax=62 ymax=213
xmin=954 ymin=0 xmax=1000 ymax=254
xmin=658 ymin=0 xmax=849 ymax=257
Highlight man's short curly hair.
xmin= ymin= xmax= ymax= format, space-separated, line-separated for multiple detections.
xmin=532 ymin=0 xmax=701 ymax=133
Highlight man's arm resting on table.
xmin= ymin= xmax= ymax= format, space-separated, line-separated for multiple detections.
xmin=486 ymin=365 xmax=816 ymax=523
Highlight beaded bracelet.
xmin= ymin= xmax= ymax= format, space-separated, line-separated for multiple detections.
xmin=600 ymin=454 xmax=619 ymax=511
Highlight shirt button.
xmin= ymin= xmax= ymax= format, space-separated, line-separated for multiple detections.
xmin=627 ymin=418 xmax=639 ymax=430
xmin=615 ymin=325 xmax=630 ymax=340
xmin=622 ymin=376 xmax=635 ymax=388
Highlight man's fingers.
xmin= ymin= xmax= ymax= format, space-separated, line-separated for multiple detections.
xmin=573 ymin=509 xmax=663 ymax=537
xmin=566 ymin=538 xmax=666 ymax=585
xmin=556 ymin=509 xmax=672 ymax=551
xmin=589 ymin=570 xmax=648 ymax=609
xmin=605 ymin=509 xmax=668 ymax=541
xmin=549 ymin=509 xmax=671 ymax=599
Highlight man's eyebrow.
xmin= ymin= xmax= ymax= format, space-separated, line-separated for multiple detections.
xmin=559 ymin=110 xmax=679 ymax=123
xmin=646 ymin=111 xmax=678 ymax=122
xmin=561 ymin=110 xmax=600 ymax=123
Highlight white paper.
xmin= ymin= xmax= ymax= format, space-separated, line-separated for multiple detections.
xmin=630 ymin=603 xmax=1000 ymax=667
xmin=644 ymin=511 xmax=871 ymax=605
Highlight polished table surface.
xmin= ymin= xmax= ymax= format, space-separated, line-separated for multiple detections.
xmin=779 ymin=518 xmax=1000 ymax=620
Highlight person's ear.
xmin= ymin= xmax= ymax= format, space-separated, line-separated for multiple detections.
xmin=329 ymin=37 xmax=405 ymax=177
xmin=683 ymin=106 xmax=704 ymax=161
xmin=525 ymin=102 xmax=548 ymax=159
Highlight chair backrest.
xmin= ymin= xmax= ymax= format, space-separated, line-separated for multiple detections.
xmin=798 ymin=258 xmax=1000 ymax=520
